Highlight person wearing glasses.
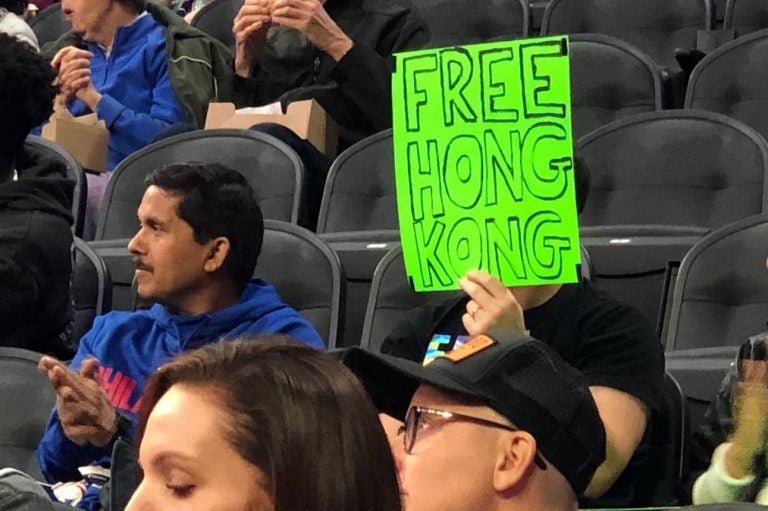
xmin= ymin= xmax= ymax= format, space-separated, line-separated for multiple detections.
xmin=343 ymin=331 xmax=607 ymax=511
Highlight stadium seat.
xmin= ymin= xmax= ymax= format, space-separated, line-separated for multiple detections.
xmin=665 ymin=215 xmax=768 ymax=351
xmin=541 ymin=0 xmax=712 ymax=72
xmin=254 ymin=220 xmax=345 ymax=348
xmin=71 ymin=238 xmax=112 ymax=351
xmin=568 ymin=34 xmax=664 ymax=139
xmin=316 ymin=129 xmax=400 ymax=346
xmin=581 ymin=228 xmax=702 ymax=333
xmin=723 ymin=0 xmax=768 ymax=36
xmin=413 ymin=0 xmax=530 ymax=46
xmin=190 ymin=0 xmax=243 ymax=50
xmin=541 ymin=0 xmax=712 ymax=106
xmin=360 ymin=244 xmax=592 ymax=352
xmin=95 ymin=129 xmax=304 ymax=240
xmin=89 ymin=221 xmax=345 ymax=348
xmin=685 ymin=29 xmax=768 ymax=143
xmin=317 ymin=129 xmax=396 ymax=233
xmin=28 ymin=3 xmax=70 ymax=48
xmin=0 ymin=347 xmax=56 ymax=480
xmin=24 ymin=136 xmax=86 ymax=237
xmin=578 ymin=110 xmax=768 ymax=231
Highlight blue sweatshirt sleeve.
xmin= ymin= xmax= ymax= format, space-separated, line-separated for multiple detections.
xmin=95 ymin=43 xmax=187 ymax=159
xmin=274 ymin=315 xmax=325 ymax=350
xmin=36 ymin=321 xmax=113 ymax=483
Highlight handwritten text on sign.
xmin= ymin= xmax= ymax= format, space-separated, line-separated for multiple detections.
xmin=393 ymin=37 xmax=581 ymax=292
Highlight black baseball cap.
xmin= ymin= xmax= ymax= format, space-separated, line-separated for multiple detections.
xmin=342 ymin=331 xmax=606 ymax=496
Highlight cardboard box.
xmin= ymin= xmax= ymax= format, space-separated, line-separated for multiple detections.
xmin=205 ymin=100 xmax=338 ymax=158
xmin=42 ymin=108 xmax=109 ymax=173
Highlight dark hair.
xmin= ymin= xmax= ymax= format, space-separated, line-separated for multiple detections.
xmin=136 ymin=337 xmax=402 ymax=511
xmin=145 ymin=162 xmax=263 ymax=289
xmin=573 ymin=149 xmax=591 ymax=215
xmin=116 ymin=0 xmax=146 ymax=14
xmin=0 ymin=33 xmax=57 ymax=163
xmin=0 ymin=0 xmax=27 ymax=15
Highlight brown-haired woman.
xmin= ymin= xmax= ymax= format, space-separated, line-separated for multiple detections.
xmin=125 ymin=336 xmax=402 ymax=511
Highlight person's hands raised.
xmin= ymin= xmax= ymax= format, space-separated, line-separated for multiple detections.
xmin=726 ymin=353 xmax=768 ymax=478
xmin=39 ymin=356 xmax=117 ymax=447
xmin=271 ymin=0 xmax=353 ymax=61
xmin=233 ymin=0 xmax=272 ymax=77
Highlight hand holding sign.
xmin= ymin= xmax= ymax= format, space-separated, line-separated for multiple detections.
xmin=392 ymin=37 xmax=580 ymax=292
xmin=460 ymin=270 xmax=526 ymax=337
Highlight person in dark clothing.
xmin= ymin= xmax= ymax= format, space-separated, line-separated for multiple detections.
xmin=232 ymin=0 xmax=429 ymax=226
xmin=690 ymin=333 xmax=768 ymax=504
xmin=379 ymin=154 xmax=665 ymax=509
xmin=0 ymin=33 xmax=75 ymax=357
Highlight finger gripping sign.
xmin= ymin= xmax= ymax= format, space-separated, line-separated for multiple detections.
xmin=392 ymin=36 xmax=581 ymax=292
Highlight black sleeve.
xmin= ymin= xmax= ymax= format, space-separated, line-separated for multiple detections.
xmin=0 ymin=252 xmax=42 ymax=320
xmin=329 ymin=11 xmax=429 ymax=133
xmin=576 ymin=301 xmax=665 ymax=411
xmin=380 ymin=301 xmax=452 ymax=362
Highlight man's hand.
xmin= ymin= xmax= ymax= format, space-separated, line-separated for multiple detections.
xmin=39 ymin=356 xmax=117 ymax=448
xmin=726 ymin=358 xmax=768 ymax=478
xmin=459 ymin=270 xmax=525 ymax=337
xmin=233 ymin=0 xmax=272 ymax=77
xmin=271 ymin=0 xmax=353 ymax=61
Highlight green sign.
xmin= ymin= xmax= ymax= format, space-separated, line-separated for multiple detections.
xmin=392 ymin=36 xmax=581 ymax=292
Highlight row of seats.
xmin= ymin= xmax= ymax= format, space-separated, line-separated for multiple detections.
xmin=46 ymin=105 xmax=766 ymax=341
xmin=68 ymin=213 xmax=768 ymax=356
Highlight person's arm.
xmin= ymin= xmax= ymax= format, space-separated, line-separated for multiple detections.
xmin=693 ymin=442 xmax=755 ymax=504
xmin=584 ymin=386 xmax=649 ymax=498
xmin=36 ymin=321 xmax=116 ymax=483
xmin=89 ymin=48 xmax=187 ymax=152
xmin=326 ymin=10 xmax=429 ymax=132
xmin=59 ymin=44 xmax=187 ymax=156
xmin=575 ymin=299 xmax=664 ymax=499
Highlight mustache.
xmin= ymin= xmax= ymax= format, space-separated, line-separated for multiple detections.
xmin=133 ymin=258 xmax=153 ymax=272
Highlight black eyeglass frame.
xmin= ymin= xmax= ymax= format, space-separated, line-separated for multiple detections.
xmin=401 ymin=406 xmax=547 ymax=470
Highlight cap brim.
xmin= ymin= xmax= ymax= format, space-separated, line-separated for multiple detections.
xmin=341 ymin=347 xmax=485 ymax=421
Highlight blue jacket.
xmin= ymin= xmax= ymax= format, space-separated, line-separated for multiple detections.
xmin=67 ymin=13 xmax=188 ymax=170
xmin=36 ymin=279 xmax=323 ymax=502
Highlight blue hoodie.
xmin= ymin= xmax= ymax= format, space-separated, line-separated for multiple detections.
xmin=36 ymin=279 xmax=323 ymax=501
xmin=68 ymin=13 xmax=188 ymax=170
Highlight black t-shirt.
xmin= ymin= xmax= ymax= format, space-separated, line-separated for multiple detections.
xmin=381 ymin=278 xmax=665 ymax=508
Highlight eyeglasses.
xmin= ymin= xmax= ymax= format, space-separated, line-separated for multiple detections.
xmin=399 ymin=406 xmax=547 ymax=470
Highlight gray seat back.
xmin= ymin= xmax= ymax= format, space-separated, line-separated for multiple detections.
xmin=541 ymin=0 xmax=712 ymax=70
xmin=578 ymin=110 xmax=768 ymax=230
xmin=0 ymin=348 xmax=56 ymax=480
xmin=665 ymin=215 xmax=768 ymax=351
xmin=96 ymin=129 xmax=304 ymax=240
xmin=569 ymin=34 xmax=664 ymax=139
xmin=685 ymin=29 xmax=768 ymax=143
xmin=317 ymin=129 xmax=397 ymax=233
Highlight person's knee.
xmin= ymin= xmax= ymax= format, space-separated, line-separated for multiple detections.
xmin=249 ymin=122 xmax=300 ymax=142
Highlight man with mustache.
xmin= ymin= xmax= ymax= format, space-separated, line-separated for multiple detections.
xmin=36 ymin=162 xmax=323 ymax=509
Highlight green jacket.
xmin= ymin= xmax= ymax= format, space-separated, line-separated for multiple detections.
xmin=41 ymin=1 xmax=233 ymax=127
